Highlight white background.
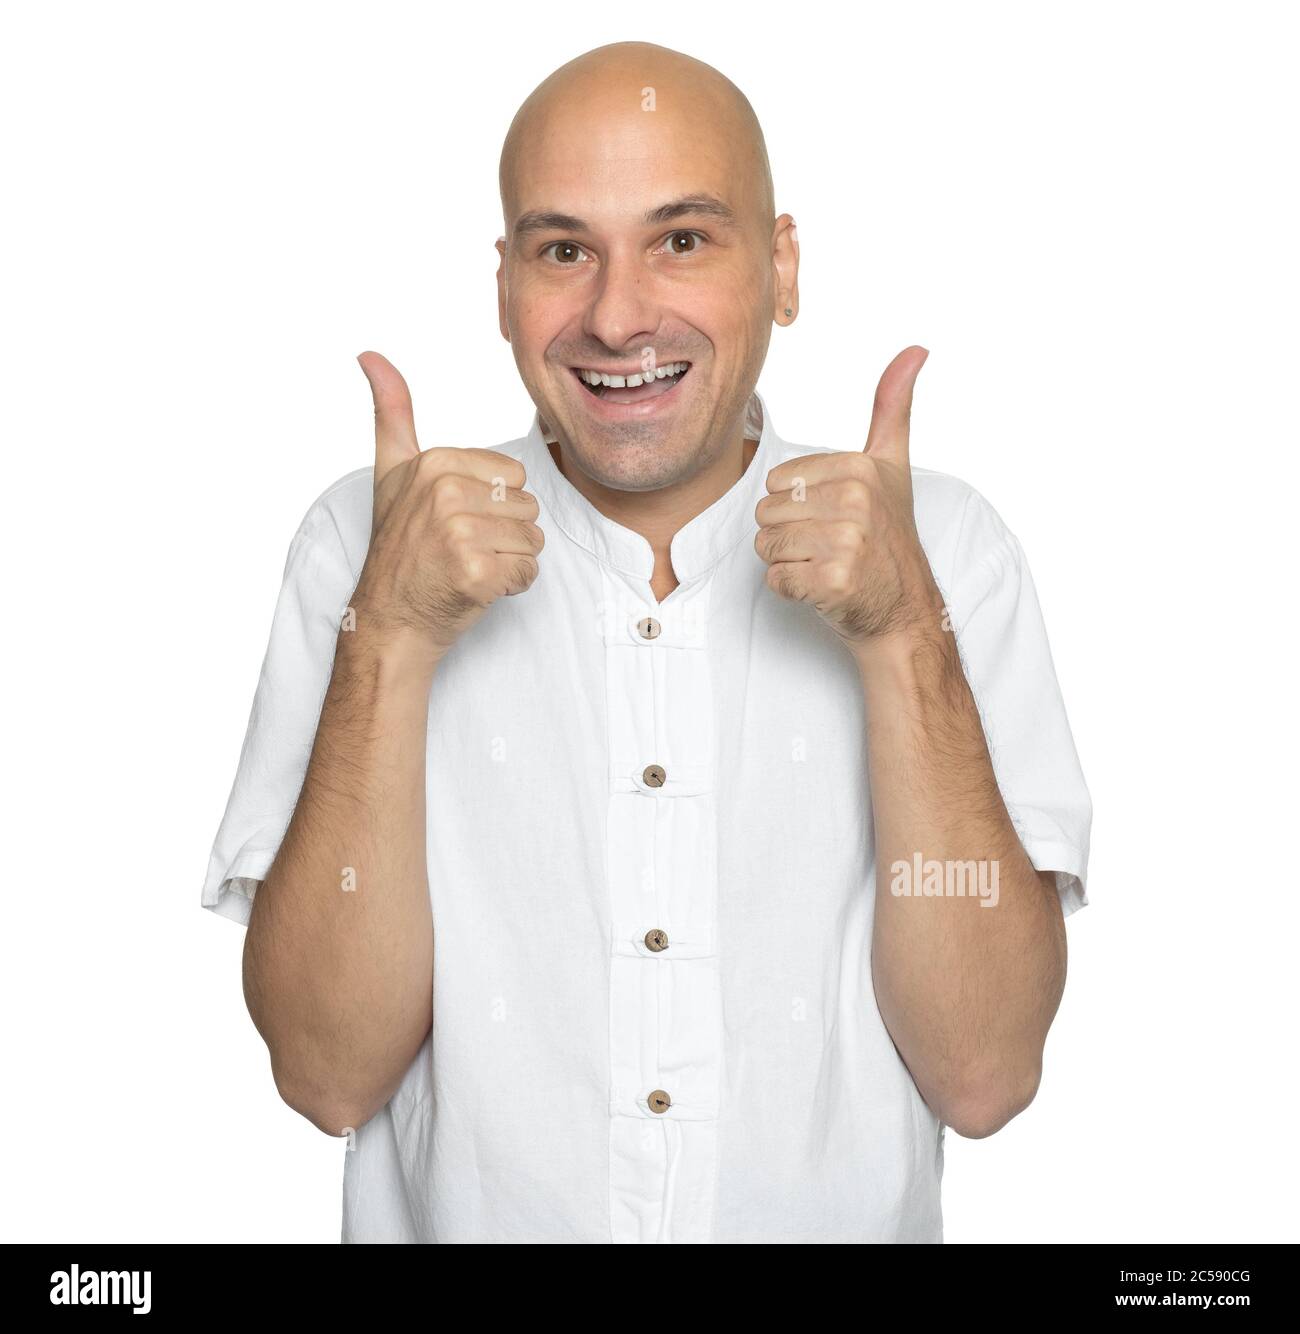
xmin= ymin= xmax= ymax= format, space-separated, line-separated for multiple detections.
xmin=2 ymin=0 xmax=1296 ymax=1243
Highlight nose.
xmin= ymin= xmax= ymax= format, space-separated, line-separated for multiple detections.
xmin=581 ymin=246 xmax=661 ymax=358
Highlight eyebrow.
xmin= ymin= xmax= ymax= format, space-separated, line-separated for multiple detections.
xmin=512 ymin=193 xmax=737 ymax=240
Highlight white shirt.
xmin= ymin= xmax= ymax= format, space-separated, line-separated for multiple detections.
xmin=202 ymin=390 xmax=1091 ymax=1243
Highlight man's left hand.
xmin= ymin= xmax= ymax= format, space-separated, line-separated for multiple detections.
xmin=755 ymin=345 xmax=944 ymax=656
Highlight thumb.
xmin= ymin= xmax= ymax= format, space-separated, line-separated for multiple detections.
xmin=865 ymin=345 xmax=928 ymax=465
xmin=357 ymin=350 xmax=419 ymax=484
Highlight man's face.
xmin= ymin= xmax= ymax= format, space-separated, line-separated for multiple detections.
xmin=497 ymin=94 xmax=789 ymax=493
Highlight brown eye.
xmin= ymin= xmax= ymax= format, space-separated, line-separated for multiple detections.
xmin=669 ymin=231 xmax=697 ymax=254
xmin=545 ymin=242 xmax=587 ymax=264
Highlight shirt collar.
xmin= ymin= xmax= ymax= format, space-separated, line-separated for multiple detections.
xmin=521 ymin=389 xmax=783 ymax=586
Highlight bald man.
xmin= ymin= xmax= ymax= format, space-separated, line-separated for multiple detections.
xmin=202 ymin=42 xmax=1091 ymax=1244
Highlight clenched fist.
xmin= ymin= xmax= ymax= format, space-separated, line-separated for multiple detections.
xmin=350 ymin=351 xmax=544 ymax=663
xmin=754 ymin=345 xmax=944 ymax=657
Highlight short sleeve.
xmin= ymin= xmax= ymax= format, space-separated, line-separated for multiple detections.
xmin=201 ymin=510 xmax=360 ymax=926
xmin=942 ymin=492 xmax=1093 ymax=918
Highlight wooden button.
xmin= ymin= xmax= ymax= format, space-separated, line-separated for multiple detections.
xmin=642 ymin=764 xmax=666 ymax=788
xmin=644 ymin=928 xmax=669 ymax=952
xmin=648 ymin=1089 xmax=672 ymax=1114
xmin=637 ymin=617 xmax=662 ymax=640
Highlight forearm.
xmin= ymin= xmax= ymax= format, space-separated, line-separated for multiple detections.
xmin=857 ymin=621 xmax=1067 ymax=1137
xmin=243 ymin=623 xmax=437 ymax=1135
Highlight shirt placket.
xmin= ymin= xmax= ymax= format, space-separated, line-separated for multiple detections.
xmin=602 ymin=568 xmax=722 ymax=1244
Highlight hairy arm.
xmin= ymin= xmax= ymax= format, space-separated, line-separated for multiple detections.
xmin=857 ymin=620 xmax=1066 ymax=1138
xmin=242 ymin=625 xmax=437 ymax=1136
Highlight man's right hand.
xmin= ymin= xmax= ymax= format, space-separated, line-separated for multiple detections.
xmin=351 ymin=351 xmax=544 ymax=663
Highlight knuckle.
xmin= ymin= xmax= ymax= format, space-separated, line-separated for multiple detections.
xmin=459 ymin=552 xmax=489 ymax=587
xmin=418 ymin=446 xmax=452 ymax=472
xmin=443 ymin=512 xmax=478 ymax=543
xmin=824 ymin=565 xmax=853 ymax=597
xmin=840 ymin=477 xmax=872 ymax=508
xmin=833 ymin=520 xmax=864 ymax=552
xmin=430 ymin=472 xmax=468 ymax=510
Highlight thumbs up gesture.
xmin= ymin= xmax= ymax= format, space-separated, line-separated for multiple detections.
xmin=755 ymin=346 xmax=943 ymax=656
xmin=351 ymin=352 xmax=545 ymax=665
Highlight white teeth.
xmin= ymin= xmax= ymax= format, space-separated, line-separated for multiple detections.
xmin=576 ymin=361 xmax=689 ymax=388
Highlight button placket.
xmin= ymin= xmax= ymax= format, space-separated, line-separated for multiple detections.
xmin=604 ymin=569 xmax=722 ymax=1240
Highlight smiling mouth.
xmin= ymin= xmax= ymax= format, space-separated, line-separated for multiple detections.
xmin=571 ymin=361 xmax=692 ymax=404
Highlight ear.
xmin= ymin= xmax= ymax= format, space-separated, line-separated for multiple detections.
xmin=772 ymin=214 xmax=799 ymax=325
xmin=495 ymin=236 xmax=510 ymax=343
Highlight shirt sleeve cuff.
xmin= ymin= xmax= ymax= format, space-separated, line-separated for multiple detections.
xmin=1019 ymin=836 xmax=1090 ymax=919
xmin=201 ymin=847 xmax=279 ymax=927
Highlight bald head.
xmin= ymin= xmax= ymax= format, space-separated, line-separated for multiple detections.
xmin=493 ymin=41 xmax=798 ymax=502
xmin=499 ymin=42 xmax=774 ymax=236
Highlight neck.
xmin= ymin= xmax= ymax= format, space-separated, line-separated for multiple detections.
xmin=548 ymin=432 xmax=760 ymax=603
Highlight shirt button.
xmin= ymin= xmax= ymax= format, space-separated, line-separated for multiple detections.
xmin=644 ymin=928 xmax=669 ymax=952
xmin=642 ymin=764 xmax=666 ymax=788
xmin=637 ymin=616 xmax=662 ymax=640
xmin=648 ymin=1089 xmax=672 ymax=1114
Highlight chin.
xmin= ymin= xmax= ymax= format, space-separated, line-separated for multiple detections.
xmin=570 ymin=438 xmax=690 ymax=493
